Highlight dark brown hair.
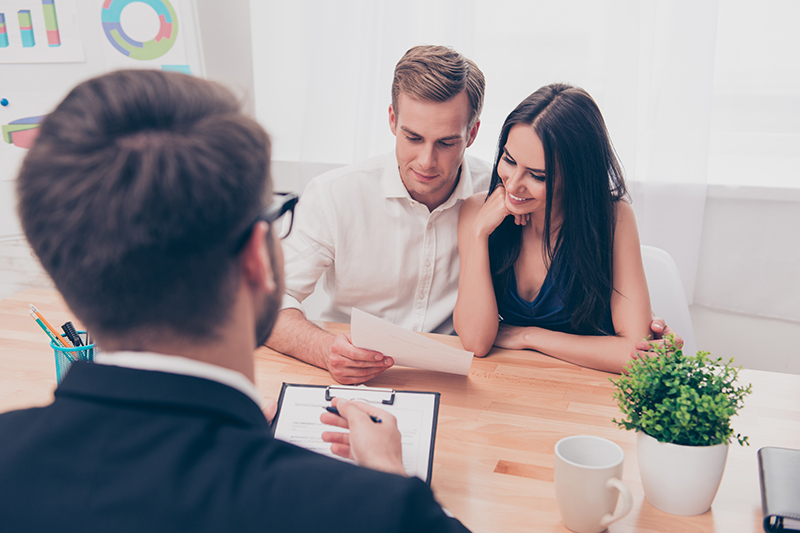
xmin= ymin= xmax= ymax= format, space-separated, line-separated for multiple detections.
xmin=391 ymin=45 xmax=485 ymax=129
xmin=17 ymin=70 xmax=271 ymax=339
xmin=487 ymin=83 xmax=628 ymax=335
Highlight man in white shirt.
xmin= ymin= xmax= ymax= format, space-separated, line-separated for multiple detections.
xmin=266 ymin=45 xmax=491 ymax=384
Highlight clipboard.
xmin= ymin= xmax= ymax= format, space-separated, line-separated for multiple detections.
xmin=271 ymin=383 xmax=441 ymax=484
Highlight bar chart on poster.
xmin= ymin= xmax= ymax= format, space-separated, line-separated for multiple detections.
xmin=0 ymin=0 xmax=205 ymax=238
xmin=0 ymin=0 xmax=83 ymax=62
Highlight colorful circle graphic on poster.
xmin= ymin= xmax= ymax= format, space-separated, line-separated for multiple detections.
xmin=101 ymin=0 xmax=178 ymax=60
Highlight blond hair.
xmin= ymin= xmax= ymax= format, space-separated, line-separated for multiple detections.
xmin=391 ymin=45 xmax=485 ymax=128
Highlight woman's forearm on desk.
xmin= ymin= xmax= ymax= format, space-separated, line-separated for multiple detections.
xmin=494 ymin=325 xmax=641 ymax=374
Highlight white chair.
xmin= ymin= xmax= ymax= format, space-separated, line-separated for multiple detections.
xmin=640 ymin=245 xmax=697 ymax=356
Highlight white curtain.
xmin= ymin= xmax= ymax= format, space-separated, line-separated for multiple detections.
xmin=250 ymin=0 xmax=797 ymax=318
xmin=252 ymin=0 xmax=478 ymax=166
xmin=626 ymin=0 xmax=718 ymax=303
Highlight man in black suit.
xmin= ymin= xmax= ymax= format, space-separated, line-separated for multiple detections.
xmin=0 ymin=70 xmax=469 ymax=532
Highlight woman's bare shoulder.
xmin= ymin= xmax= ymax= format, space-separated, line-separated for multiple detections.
xmin=614 ymin=198 xmax=637 ymax=226
xmin=460 ymin=192 xmax=486 ymax=217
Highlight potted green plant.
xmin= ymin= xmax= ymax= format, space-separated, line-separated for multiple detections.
xmin=610 ymin=336 xmax=751 ymax=516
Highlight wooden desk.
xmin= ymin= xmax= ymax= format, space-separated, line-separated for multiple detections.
xmin=2 ymin=288 xmax=798 ymax=532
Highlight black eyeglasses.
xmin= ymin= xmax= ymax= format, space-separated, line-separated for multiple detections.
xmin=232 ymin=192 xmax=299 ymax=253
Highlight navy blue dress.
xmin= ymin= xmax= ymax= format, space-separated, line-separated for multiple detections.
xmin=497 ymin=258 xmax=615 ymax=336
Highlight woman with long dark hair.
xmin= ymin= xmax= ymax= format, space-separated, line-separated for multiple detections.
xmin=453 ymin=83 xmax=651 ymax=373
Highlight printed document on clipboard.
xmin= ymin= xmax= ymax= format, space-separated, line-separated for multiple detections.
xmin=271 ymin=383 xmax=440 ymax=483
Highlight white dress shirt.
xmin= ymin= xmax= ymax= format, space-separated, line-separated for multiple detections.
xmin=95 ymin=351 xmax=263 ymax=407
xmin=282 ymin=151 xmax=491 ymax=334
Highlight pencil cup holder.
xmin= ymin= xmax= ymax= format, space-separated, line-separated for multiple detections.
xmin=51 ymin=331 xmax=96 ymax=383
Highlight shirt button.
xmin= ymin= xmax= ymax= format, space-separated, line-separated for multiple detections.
xmin=424 ymin=259 xmax=431 ymax=268
xmin=412 ymin=326 xmax=420 ymax=332
xmin=418 ymin=292 xmax=425 ymax=300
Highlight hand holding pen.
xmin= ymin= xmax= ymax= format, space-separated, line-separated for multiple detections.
xmin=325 ymin=405 xmax=381 ymax=424
xmin=320 ymin=398 xmax=406 ymax=476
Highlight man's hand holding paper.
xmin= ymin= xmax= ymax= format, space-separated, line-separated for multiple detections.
xmin=350 ymin=309 xmax=473 ymax=376
xmin=326 ymin=332 xmax=394 ymax=384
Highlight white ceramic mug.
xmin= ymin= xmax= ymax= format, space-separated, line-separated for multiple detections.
xmin=554 ymin=435 xmax=633 ymax=533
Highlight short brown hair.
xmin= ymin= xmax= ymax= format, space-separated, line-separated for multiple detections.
xmin=391 ymin=45 xmax=485 ymax=128
xmin=17 ymin=70 xmax=271 ymax=339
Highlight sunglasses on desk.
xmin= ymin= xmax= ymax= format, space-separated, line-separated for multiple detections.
xmin=232 ymin=192 xmax=299 ymax=253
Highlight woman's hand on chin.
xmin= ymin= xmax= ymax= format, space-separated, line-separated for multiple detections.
xmin=474 ymin=186 xmax=512 ymax=238
xmin=513 ymin=213 xmax=530 ymax=226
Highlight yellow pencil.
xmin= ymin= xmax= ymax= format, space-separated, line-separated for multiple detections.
xmin=29 ymin=304 xmax=72 ymax=348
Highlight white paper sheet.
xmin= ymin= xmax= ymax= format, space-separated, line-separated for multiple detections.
xmin=350 ymin=308 xmax=473 ymax=376
xmin=272 ymin=384 xmax=438 ymax=482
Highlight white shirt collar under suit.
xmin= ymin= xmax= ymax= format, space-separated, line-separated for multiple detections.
xmin=95 ymin=350 xmax=263 ymax=407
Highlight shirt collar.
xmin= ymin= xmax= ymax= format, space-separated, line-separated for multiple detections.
xmin=94 ymin=351 xmax=263 ymax=407
xmin=382 ymin=152 xmax=410 ymax=199
xmin=381 ymin=151 xmax=476 ymax=211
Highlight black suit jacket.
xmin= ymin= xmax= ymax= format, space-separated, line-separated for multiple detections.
xmin=0 ymin=362 xmax=469 ymax=532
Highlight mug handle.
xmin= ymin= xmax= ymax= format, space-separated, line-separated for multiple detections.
xmin=599 ymin=477 xmax=633 ymax=527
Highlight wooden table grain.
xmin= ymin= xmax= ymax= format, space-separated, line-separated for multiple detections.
xmin=2 ymin=288 xmax=798 ymax=532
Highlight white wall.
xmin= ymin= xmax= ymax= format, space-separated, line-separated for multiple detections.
xmin=688 ymin=185 xmax=800 ymax=373
xmin=194 ymin=0 xmax=255 ymax=117
xmin=690 ymin=305 xmax=800 ymax=375
xmin=694 ymin=186 xmax=800 ymax=323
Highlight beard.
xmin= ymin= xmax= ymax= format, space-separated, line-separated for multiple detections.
xmin=254 ymin=230 xmax=284 ymax=346
xmin=255 ymin=297 xmax=279 ymax=347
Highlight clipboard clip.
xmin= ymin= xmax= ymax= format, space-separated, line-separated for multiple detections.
xmin=325 ymin=385 xmax=395 ymax=405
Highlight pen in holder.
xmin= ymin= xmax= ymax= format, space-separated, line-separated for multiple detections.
xmin=51 ymin=331 xmax=96 ymax=384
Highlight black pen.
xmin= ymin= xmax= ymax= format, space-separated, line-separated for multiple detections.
xmin=61 ymin=322 xmax=83 ymax=347
xmin=325 ymin=406 xmax=382 ymax=424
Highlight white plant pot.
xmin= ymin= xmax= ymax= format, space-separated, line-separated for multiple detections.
xmin=637 ymin=431 xmax=729 ymax=516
